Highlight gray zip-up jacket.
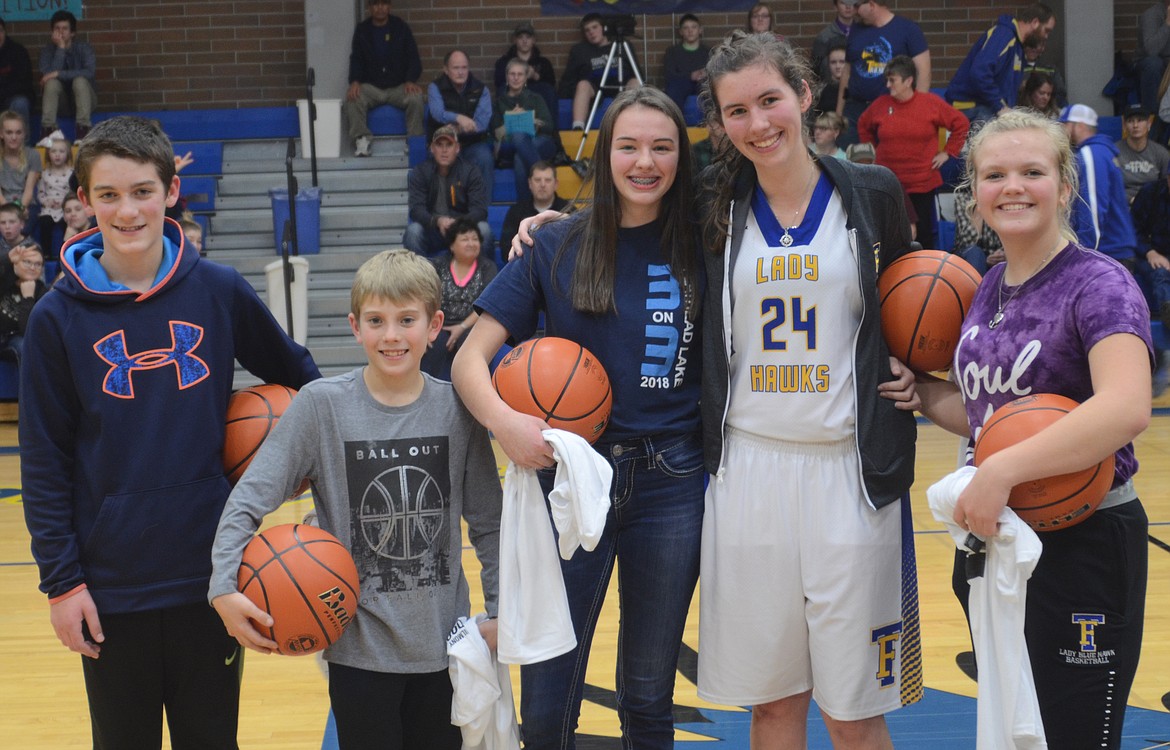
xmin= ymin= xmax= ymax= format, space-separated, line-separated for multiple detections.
xmin=699 ymin=155 xmax=917 ymax=509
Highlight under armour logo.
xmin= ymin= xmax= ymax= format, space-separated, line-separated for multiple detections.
xmin=94 ymin=321 xmax=210 ymax=399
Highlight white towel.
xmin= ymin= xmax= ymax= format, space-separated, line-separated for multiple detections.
xmin=496 ymin=429 xmax=612 ymax=665
xmin=927 ymin=466 xmax=1047 ymax=750
xmin=447 ymin=613 xmax=520 ymax=750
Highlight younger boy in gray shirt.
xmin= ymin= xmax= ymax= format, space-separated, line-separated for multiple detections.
xmin=210 ymin=249 xmax=501 ymax=748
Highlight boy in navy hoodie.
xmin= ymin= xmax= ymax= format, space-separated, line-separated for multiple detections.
xmin=19 ymin=116 xmax=320 ymax=749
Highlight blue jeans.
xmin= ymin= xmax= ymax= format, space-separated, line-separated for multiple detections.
xmin=460 ymin=141 xmax=496 ymax=198
xmin=520 ymin=432 xmax=704 ymax=750
xmin=497 ymin=133 xmax=557 ymax=203
xmin=403 ymin=220 xmax=494 ymax=258
xmin=1133 ymin=258 xmax=1170 ymax=316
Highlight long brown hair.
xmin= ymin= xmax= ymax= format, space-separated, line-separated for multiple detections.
xmin=554 ymin=86 xmax=699 ymax=318
xmin=698 ymin=32 xmax=818 ymax=254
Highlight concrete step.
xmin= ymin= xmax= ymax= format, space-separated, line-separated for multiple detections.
xmin=215 ymin=189 xmax=408 ymax=211
xmin=222 ymin=138 xmax=409 ymax=166
xmin=210 ymin=204 xmax=408 ymax=235
xmin=216 ymin=167 xmax=408 ymax=196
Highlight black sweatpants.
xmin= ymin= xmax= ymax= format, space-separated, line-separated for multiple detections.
xmin=328 ymin=662 xmax=461 ymax=750
xmin=81 ymin=601 xmax=242 ymax=750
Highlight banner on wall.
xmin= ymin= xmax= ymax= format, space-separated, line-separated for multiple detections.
xmin=540 ymin=0 xmax=756 ymax=16
xmin=0 ymin=0 xmax=83 ymax=21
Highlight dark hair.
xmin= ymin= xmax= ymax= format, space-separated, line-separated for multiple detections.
xmin=1020 ymin=71 xmax=1058 ymax=116
xmin=700 ymin=32 xmax=817 ymax=252
xmin=443 ymin=48 xmax=467 ymax=66
xmin=581 ymin=12 xmax=602 ymax=29
xmin=884 ymin=54 xmax=916 ymax=84
xmin=679 ymin=13 xmax=700 ymax=27
xmin=74 ymin=117 xmax=176 ymax=196
xmin=0 ymin=201 xmax=22 ymax=217
xmin=0 ymin=17 xmax=6 ymax=31
xmin=746 ymin=3 xmax=772 ymax=31
xmin=445 ymin=217 xmax=482 ymax=246
xmin=49 ymin=11 xmax=76 ymax=32
xmin=1017 ymin=3 xmax=1055 ymax=24
xmin=528 ymin=160 xmax=555 ymax=178
xmin=555 ymin=86 xmax=698 ymax=318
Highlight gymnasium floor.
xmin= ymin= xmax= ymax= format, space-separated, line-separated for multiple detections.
xmin=2 ymin=413 xmax=1168 ymax=748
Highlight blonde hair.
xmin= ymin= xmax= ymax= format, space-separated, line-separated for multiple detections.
xmin=0 ymin=111 xmax=28 ymax=172
xmin=815 ymin=111 xmax=845 ymax=133
xmin=351 ymin=249 xmax=441 ymax=318
xmin=960 ymin=108 xmax=1079 ymax=242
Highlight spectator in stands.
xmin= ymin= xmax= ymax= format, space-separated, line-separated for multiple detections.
xmin=745 ymin=3 xmax=782 ymax=38
xmin=180 ymin=217 xmax=204 ymax=256
xmin=1020 ymin=71 xmax=1060 ymax=118
xmin=35 ymin=135 xmax=71 ymax=259
xmin=427 ymin=49 xmax=495 ymax=192
xmin=838 ymin=0 xmax=930 ymax=145
xmin=662 ymin=14 xmax=710 ymax=114
xmin=812 ymin=111 xmax=847 ymax=159
xmin=0 ymin=202 xmax=40 ymax=265
xmin=0 ymin=243 xmax=45 ymax=363
xmin=404 ymin=124 xmax=492 ymax=258
xmin=0 ymin=18 xmax=34 ymax=129
xmin=945 ymin=3 xmax=1056 ymax=125
xmin=811 ymin=0 xmax=857 ymax=81
xmin=499 ymin=160 xmax=567 ymax=261
xmin=1127 ymin=163 xmax=1170 ymax=334
xmin=846 ymin=141 xmax=875 ymax=163
xmin=1118 ymin=102 xmax=1170 ymax=202
xmin=559 ymin=13 xmax=640 ymax=131
xmin=492 ymin=59 xmax=558 ymax=205
xmin=951 ymin=180 xmax=1004 ymax=276
xmin=493 ymin=23 xmax=558 ymax=124
xmin=59 ymin=193 xmax=90 ymax=250
xmin=858 ymin=55 xmax=967 ymax=248
xmin=0 ymin=111 xmax=40 ymax=214
xmin=38 ymin=11 xmax=96 ymax=140
xmin=1022 ymin=38 xmax=1068 ymax=109
xmin=814 ymin=40 xmax=848 ymax=117
xmin=421 ymin=218 xmax=498 ymax=381
xmin=345 ymin=0 xmax=424 ymax=157
xmin=1136 ymin=1 xmax=1170 ymax=118
xmin=1061 ymin=104 xmax=1141 ymax=265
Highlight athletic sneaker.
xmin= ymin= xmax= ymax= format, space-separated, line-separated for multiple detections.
xmin=354 ymin=135 xmax=372 ymax=157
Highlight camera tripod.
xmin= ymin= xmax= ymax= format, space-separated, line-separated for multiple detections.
xmin=575 ymin=33 xmax=644 ymax=162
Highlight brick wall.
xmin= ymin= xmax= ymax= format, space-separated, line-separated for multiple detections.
xmin=0 ymin=1 xmax=1150 ymax=114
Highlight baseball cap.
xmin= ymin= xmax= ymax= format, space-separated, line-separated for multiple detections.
xmin=1123 ymin=102 xmax=1152 ymax=119
xmin=1058 ymin=104 xmax=1098 ymax=128
xmin=431 ymin=124 xmax=458 ymax=145
xmin=847 ymin=142 xmax=876 ymax=163
xmin=513 ymin=22 xmax=535 ymax=37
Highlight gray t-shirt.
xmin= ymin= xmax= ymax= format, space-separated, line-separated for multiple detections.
xmin=0 ymin=147 xmax=42 ymax=202
xmin=210 ymin=369 xmax=501 ymax=673
xmin=1116 ymin=138 xmax=1170 ymax=202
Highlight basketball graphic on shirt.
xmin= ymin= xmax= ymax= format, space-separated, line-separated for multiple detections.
xmin=358 ymin=464 xmax=445 ymax=560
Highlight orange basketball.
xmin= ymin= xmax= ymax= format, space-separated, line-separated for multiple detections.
xmin=237 ymin=523 xmax=360 ymax=656
xmin=973 ymin=393 xmax=1114 ymax=531
xmin=224 ymin=384 xmax=298 ymax=485
xmin=878 ymin=250 xmax=981 ymax=372
xmin=492 ymin=336 xmax=612 ymax=444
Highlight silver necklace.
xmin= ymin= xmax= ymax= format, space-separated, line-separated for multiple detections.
xmin=778 ymin=163 xmax=818 ymax=248
xmin=988 ymin=244 xmax=1060 ymax=329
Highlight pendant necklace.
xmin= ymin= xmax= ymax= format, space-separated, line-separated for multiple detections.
xmin=778 ymin=163 xmax=818 ymax=248
xmin=988 ymin=243 xmax=1061 ymax=329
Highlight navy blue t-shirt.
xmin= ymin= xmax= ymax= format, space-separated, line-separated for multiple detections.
xmin=846 ymin=16 xmax=929 ymax=104
xmin=475 ymin=213 xmax=702 ymax=441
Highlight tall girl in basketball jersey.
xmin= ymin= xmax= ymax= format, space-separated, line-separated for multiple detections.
xmin=451 ymin=86 xmax=704 ymax=750
xmin=916 ymin=109 xmax=1152 ymax=750
xmin=696 ymin=31 xmax=920 ymax=748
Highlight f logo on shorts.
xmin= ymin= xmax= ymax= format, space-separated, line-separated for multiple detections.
xmin=94 ymin=321 xmax=210 ymax=399
xmin=871 ymin=621 xmax=903 ymax=687
xmin=1073 ymin=613 xmax=1105 ymax=652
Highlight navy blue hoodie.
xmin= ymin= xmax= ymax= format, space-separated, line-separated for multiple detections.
xmin=20 ymin=219 xmax=320 ymax=613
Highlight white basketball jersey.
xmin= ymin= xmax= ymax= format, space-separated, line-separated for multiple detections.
xmin=726 ymin=176 xmax=861 ymax=441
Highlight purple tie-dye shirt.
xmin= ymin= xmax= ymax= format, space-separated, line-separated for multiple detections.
xmin=953 ymin=243 xmax=1154 ymax=484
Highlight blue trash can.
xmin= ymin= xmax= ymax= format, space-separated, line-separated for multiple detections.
xmin=269 ymin=186 xmax=321 ymax=255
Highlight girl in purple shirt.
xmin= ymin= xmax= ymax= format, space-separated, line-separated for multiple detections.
xmin=918 ymin=109 xmax=1153 ymax=750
